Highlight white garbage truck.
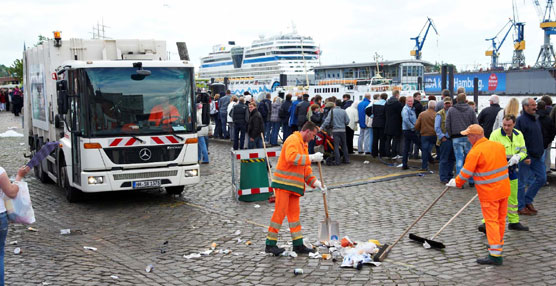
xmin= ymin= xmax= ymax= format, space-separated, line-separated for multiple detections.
xmin=23 ymin=32 xmax=200 ymax=202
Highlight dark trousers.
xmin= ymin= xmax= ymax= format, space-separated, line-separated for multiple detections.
xmin=233 ymin=123 xmax=247 ymax=150
xmin=438 ymin=139 xmax=456 ymax=182
xmin=212 ymin=114 xmax=222 ymax=138
xmin=248 ymin=136 xmax=263 ymax=149
xmin=372 ymin=127 xmax=387 ymax=157
xmin=420 ymin=135 xmax=437 ymax=170
xmin=402 ymin=130 xmax=420 ymax=167
xmin=282 ymin=121 xmax=291 ymax=141
xmin=346 ymin=126 xmax=354 ymax=154
xmin=332 ymin=131 xmax=350 ymax=164
xmin=385 ymin=134 xmax=401 ymax=157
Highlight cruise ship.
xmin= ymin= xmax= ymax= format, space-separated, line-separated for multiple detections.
xmin=198 ymin=29 xmax=320 ymax=98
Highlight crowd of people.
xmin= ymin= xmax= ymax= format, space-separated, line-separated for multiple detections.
xmin=0 ymin=87 xmax=23 ymax=116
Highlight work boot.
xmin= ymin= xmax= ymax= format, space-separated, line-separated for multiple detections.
xmin=265 ymin=245 xmax=285 ymax=256
xmin=476 ymin=255 xmax=503 ymax=266
xmin=518 ymin=208 xmax=535 ymax=216
xmin=526 ymin=204 xmax=538 ymax=214
xmin=508 ymin=222 xmax=529 ymax=231
xmin=477 ymin=223 xmax=486 ymax=234
xmin=293 ymin=244 xmax=316 ymax=254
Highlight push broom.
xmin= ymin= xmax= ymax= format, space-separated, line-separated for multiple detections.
xmin=409 ymin=193 xmax=478 ymax=249
xmin=374 ymin=185 xmax=452 ymax=262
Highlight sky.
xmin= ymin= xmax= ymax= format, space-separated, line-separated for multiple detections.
xmin=0 ymin=0 xmax=552 ymax=72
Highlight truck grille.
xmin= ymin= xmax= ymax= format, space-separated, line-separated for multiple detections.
xmin=113 ymin=170 xmax=178 ymax=181
xmin=104 ymin=145 xmax=183 ymax=164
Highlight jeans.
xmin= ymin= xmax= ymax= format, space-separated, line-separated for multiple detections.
xmin=452 ymin=136 xmax=474 ymax=185
xmin=248 ymin=136 xmax=263 ymax=149
xmin=402 ymin=130 xmax=420 ymax=167
xmin=270 ymin=122 xmax=281 ymax=145
xmin=372 ymin=127 xmax=386 ymax=157
xmin=282 ymin=121 xmax=292 ymax=141
xmin=212 ymin=114 xmax=222 ymax=138
xmin=197 ymin=136 xmax=209 ymax=162
xmin=438 ymin=139 xmax=456 ymax=182
xmin=0 ymin=212 xmax=8 ymax=285
xmin=219 ymin=113 xmax=229 ymax=138
xmin=233 ymin=123 xmax=247 ymax=150
xmin=420 ymin=135 xmax=436 ymax=170
xmin=358 ymin=128 xmax=371 ymax=153
xmin=517 ymin=157 xmax=546 ymax=210
xmin=332 ymin=131 xmax=349 ymax=164
xmin=264 ymin=121 xmax=271 ymax=142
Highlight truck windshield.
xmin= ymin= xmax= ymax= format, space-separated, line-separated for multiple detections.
xmin=85 ymin=67 xmax=194 ymax=136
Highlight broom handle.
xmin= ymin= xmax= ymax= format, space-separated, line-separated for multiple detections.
xmin=261 ymin=133 xmax=273 ymax=178
xmin=317 ymin=162 xmax=330 ymax=219
xmin=430 ymin=194 xmax=478 ymax=240
xmin=384 ymin=186 xmax=452 ymax=255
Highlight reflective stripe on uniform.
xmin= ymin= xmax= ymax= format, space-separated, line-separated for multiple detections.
xmin=473 ymin=165 xmax=508 ymax=177
xmin=475 ymin=173 xmax=509 ymax=185
xmin=305 ymin=176 xmax=316 ymax=186
xmin=269 ymin=222 xmax=282 ymax=230
xmin=508 ymin=210 xmax=518 ymax=214
xmin=301 ymin=155 xmax=307 ymax=166
xmin=489 ymin=249 xmax=503 ymax=256
xmin=291 ymin=230 xmax=303 ymax=240
xmin=508 ymin=204 xmax=518 ymax=208
xmin=289 ymin=221 xmax=301 ymax=229
xmin=272 ymin=175 xmax=305 ymax=188
xmin=461 ymin=168 xmax=473 ymax=176
xmin=293 ymin=154 xmax=302 ymax=165
xmin=458 ymin=174 xmax=469 ymax=182
xmin=267 ymin=232 xmax=278 ymax=239
xmin=275 ymin=169 xmax=304 ymax=179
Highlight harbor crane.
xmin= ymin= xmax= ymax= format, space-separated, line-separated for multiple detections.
xmin=485 ymin=19 xmax=525 ymax=69
xmin=532 ymin=0 xmax=556 ymax=67
xmin=410 ymin=17 xmax=438 ymax=60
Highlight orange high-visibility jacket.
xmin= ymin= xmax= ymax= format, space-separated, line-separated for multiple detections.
xmin=271 ymin=132 xmax=318 ymax=196
xmin=148 ymin=105 xmax=180 ymax=126
xmin=455 ymin=137 xmax=510 ymax=201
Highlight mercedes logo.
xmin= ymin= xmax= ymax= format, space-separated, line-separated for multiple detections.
xmin=139 ymin=148 xmax=152 ymax=161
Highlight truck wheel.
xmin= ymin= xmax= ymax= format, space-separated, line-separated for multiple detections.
xmin=165 ymin=186 xmax=184 ymax=195
xmin=60 ymin=166 xmax=82 ymax=203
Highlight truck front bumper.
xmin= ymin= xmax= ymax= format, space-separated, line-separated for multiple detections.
xmin=79 ymin=165 xmax=200 ymax=193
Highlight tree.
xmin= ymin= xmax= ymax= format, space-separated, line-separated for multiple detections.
xmin=0 ymin=64 xmax=10 ymax=77
xmin=8 ymin=59 xmax=23 ymax=83
xmin=35 ymin=34 xmax=49 ymax=47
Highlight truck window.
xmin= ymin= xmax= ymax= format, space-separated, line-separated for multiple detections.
xmin=83 ymin=67 xmax=194 ymax=136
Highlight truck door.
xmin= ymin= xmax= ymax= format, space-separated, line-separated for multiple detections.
xmin=69 ymin=71 xmax=82 ymax=186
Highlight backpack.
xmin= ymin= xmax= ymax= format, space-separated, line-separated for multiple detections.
xmin=258 ymin=101 xmax=268 ymax=119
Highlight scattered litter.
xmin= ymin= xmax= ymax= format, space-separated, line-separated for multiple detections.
xmin=110 ymin=275 xmax=119 ymax=279
xmin=183 ymin=253 xmax=202 ymax=259
xmin=363 ymin=161 xmax=370 ymax=164
xmin=8 ymin=126 xmax=18 ymax=130
xmin=309 ymin=252 xmax=321 ymax=259
xmin=396 ymin=163 xmax=403 ymax=168
xmin=27 ymin=227 xmax=38 ymax=232
xmin=234 ymin=230 xmax=241 ymax=236
xmin=236 ymin=238 xmax=243 ymax=244
xmin=221 ymin=249 xmax=231 ymax=254
xmin=160 ymin=241 xmax=168 ymax=254
xmin=19 ymin=143 xmax=25 ymax=146
xmin=368 ymin=239 xmax=381 ymax=246
xmin=42 ymin=282 xmax=51 ymax=285
xmin=254 ymin=204 xmax=261 ymax=208
xmin=322 ymin=253 xmax=331 ymax=260
xmin=0 ymin=130 xmax=23 ymax=137
xmin=245 ymin=240 xmax=252 ymax=246
xmin=9 ymin=241 xmax=17 ymax=245
xmin=233 ymin=252 xmax=243 ymax=256
xmin=293 ymin=268 xmax=304 ymax=275
xmin=145 ymin=264 xmax=153 ymax=273
xmin=340 ymin=236 xmax=355 ymax=248
xmin=200 ymin=250 xmax=213 ymax=255
xmin=281 ymin=250 xmax=298 ymax=258
xmin=60 ymin=229 xmax=71 ymax=235
xmin=423 ymin=241 xmax=431 ymax=249
xmin=210 ymin=242 xmax=217 ymax=249
xmin=14 ymin=247 xmax=21 ymax=255
xmin=83 ymin=246 xmax=97 ymax=251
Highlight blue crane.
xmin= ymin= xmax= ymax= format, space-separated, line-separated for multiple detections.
xmin=410 ymin=17 xmax=438 ymax=60
xmin=485 ymin=19 xmax=524 ymax=69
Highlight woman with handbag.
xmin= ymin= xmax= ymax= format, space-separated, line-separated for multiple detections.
xmin=0 ymin=165 xmax=30 ymax=285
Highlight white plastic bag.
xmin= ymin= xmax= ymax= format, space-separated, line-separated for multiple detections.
xmin=4 ymin=181 xmax=35 ymax=224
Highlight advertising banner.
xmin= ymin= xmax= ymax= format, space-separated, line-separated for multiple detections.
xmin=424 ymin=72 xmax=506 ymax=93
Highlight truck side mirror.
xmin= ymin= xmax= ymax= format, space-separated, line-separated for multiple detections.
xmin=56 ymin=80 xmax=68 ymax=115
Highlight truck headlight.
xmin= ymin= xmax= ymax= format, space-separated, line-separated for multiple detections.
xmin=88 ymin=176 xmax=104 ymax=185
xmin=184 ymin=169 xmax=198 ymax=177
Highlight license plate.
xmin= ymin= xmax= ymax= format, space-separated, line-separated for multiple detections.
xmin=132 ymin=179 xmax=161 ymax=189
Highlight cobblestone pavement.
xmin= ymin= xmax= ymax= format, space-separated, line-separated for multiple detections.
xmin=1 ymin=111 xmax=556 ymax=285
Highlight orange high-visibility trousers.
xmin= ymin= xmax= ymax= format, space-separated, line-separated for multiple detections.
xmin=480 ymin=198 xmax=508 ymax=257
xmin=265 ymin=188 xmax=304 ymax=246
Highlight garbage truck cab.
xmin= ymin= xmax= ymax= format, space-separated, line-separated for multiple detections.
xmin=23 ymin=35 xmax=200 ymax=202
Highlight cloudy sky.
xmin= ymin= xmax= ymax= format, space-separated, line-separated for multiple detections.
xmin=0 ymin=0 xmax=551 ymax=71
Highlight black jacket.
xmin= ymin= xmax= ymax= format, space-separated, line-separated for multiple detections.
xmin=478 ymin=104 xmax=502 ymax=138
xmin=366 ymin=102 xmax=386 ymax=128
xmin=295 ymin=100 xmax=311 ymax=127
xmin=231 ymin=103 xmax=249 ymax=125
xmin=279 ymin=100 xmax=292 ymax=123
xmin=414 ymin=100 xmax=423 ymax=118
xmin=248 ymin=109 xmax=265 ymax=139
xmin=516 ymin=112 xmax=544 ymax=159
xmin=341 ymin=100 xmax=353 ymax=110
xmin=384 ymin=97 xmax=402 ymax=136
xmin=310 ymin=110 xmax=324 ymax=125
xmin=537 ymin=108 xmax=556 ymax=149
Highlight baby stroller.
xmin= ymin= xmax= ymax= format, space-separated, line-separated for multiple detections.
xmin=315 ymin=130 xmax=342 ymax=166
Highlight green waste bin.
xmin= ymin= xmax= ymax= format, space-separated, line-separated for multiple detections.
xmin=238 ymin=158 xmax=272 ymax=202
